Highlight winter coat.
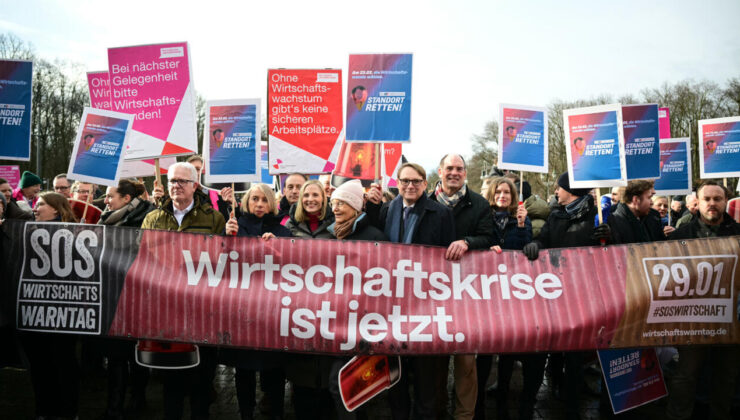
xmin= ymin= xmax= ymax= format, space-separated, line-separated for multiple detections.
xmin=284 ymin=204 xmax=335 ymax=239
xmin=675 ymin=212 xmax=695 ymax=229
xmin=235 ymin=212 xmax=292 ymax=238
xmin=98 ymin=198 xmax=156 ymax=228
xmin=327 ymin=213 xmax=388 ymax=242
xmin=276 ymin=196 xmax=292 ymax=226
xmin=369 ymin=193 xmax=455 ymax=247
xmin=141 ymin=195 xmax=225 ymax=234
xmin=607 ymin=204 xmax=666 ymax=245
xmin=535 ymin=195 xmax=601 ymax=249
xmin=524 ymin=195 xmax=550 ymax=239
xmin=670 ymin=212 xmax=740 ymax=240
xmin=492 ymin=212 xmax=532 ymax=250
xmin=428 ymin=188 xmax=495 ymax=250
xmin=5 ymin=198 xmax=33 ymax=220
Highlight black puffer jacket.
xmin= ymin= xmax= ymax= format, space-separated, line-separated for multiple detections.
xmin=98 ymin=198 xmax=156 ymax=227
xmin=428 ymin=188 xmax=496 ymax=250
xmin=235 ymin=212 xmax=292 ymax=238
xmin=535 ymin=195 xmax=601 ymax=249
xmin=285 ymin=204 xmax=335 ymax=239
xmin=607 ymin=204 xmax=666 ymax=244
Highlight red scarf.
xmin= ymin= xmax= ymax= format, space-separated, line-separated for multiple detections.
xmin=308 ymin=213 xmax=320 ymax=232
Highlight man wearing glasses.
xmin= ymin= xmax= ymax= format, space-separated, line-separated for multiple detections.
xmin=366 ymin=162 xmax=455 ymax=420
xmin=141 ymin=161 xmax=225 ymax=419
xmin=53 ymin=173 xmax=72 ymax=198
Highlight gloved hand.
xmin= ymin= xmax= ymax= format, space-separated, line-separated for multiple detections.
xmin=523 ymin=242 xmax=540 ymax=261
xmin=592 ymin=224 xmax=611 ymax=243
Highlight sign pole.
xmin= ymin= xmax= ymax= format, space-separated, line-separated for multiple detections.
xmin=374 ymin=143 xmax=381 ymax=184
xmin=596 ymin=188 xmax=603 ymax=225
xmin=519 ymin=171 xmax=524 ymax=204
xmin=81 ymin=191 xmax=92 ymax=223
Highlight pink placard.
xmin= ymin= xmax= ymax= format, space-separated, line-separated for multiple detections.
xmin=108 ymin=42 xmax=197 ymax=159
xmin=87 ymin=71 xmax=112 ymax=110
xmin=0 ymin=165 xmax=20 ymax=188
xmin=658 ymin=107 xmax=671 ymax=139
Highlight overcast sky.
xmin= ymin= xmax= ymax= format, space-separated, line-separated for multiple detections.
xmin=2 ymin=0 xmax=739 ymax=171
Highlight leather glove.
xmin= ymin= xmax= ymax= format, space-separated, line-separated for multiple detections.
xmin=523 ymin=242 xmax=540 ymax=261
xmin=592 ymin=224 xmax=611 ymax=243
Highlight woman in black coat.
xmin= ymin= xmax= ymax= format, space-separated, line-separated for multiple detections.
xmin=224 ymin=183 xmax=292 ymax=420
xmin=477 ymin=177 xmax=540 ymax=420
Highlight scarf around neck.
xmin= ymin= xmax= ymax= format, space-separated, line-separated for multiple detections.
xmin=333 ymin=212 xmax=361 ymax=240
xmin=101 ymin=197 xmax=141 ymax=226
xmin=435 ymin=182 xmax=466 ymax=208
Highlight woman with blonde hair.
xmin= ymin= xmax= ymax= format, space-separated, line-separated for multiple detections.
xmin=224 ymin=183 xmax=291 ymax=419
xmin=285 ymin=179 xmax=334 ymax=238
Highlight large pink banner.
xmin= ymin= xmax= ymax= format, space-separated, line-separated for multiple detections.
xmin=107 ymin=42 xmax=197 ymax=160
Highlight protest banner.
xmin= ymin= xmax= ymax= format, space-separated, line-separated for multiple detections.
xmin=597 ymin=348 xmax=667 ymax=414
xmin=381 ymin=143 xmax=403 ymax=189
xmin=698 ymin=116 xmax=740 ymax=179
xmin=346 ymin=54 xmax=412 ymax=142
xmin=0 ymin=165 xmax=20 ymax=188
xmin=267 ymin=69 xmax=343 ymax=174
xmin=66 ymin=107 xmax=134 ymax=187
xmin=0 ymin=59 xmax=33 ymax=160
xmin=623 ymin=104 xmax=660 ymax=180
xmin=87 ymin=71 xmax=174 ymax=178
xmin=659 ymin=107 xmax=671 ymax=139
xmin=564 ymin=104 xmax=627 ymax=189
xmin=497 ymin=104 xmax=548 ymax=173
xmin=203 ymin=99 xmax=261 ymax=183
xmin=6 ymin=220 xmax=739 ymax=353
xmin=108 ymin=42 xmax=197 ymax=160
xmin=654 ymin=138 xmax=692 ymax=196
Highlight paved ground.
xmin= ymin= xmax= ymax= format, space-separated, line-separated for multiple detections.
xmin=1 ymin=346 xmax=737 ymax=419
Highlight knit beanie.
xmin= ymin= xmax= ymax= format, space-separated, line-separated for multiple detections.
xmin=557 ymin=172 xmax=591 ymax=197
xmin=332 ymin=180 xmax=365 ymax=212
xmin=19 ymin=171 xmax=42 ymax=189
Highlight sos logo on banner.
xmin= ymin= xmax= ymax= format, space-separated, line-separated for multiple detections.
xmin=18 ymin=223 xmax=106 ymax=334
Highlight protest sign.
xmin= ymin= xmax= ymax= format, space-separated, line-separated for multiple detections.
xmin=0 ymin=165 xmax=20 ymax=188
xmin=6 ymin=220 xmax=739 ymax=353
xmin=346 ymin=54 xmax=412 ymax=142
xmin=204 ymin=99 xmax=261 ymax=183
xmin=623 ymin=104 xmax=660 ymax=180
xmin=260 ymin=143 xmax=272 ymax=184
xmin=87 ymin=71 xmax=175 ymax=178
xmin=564 ymin=104 xmax=627 ymax=188
xmin=0 ymin=59 xmax=33 ymax=160
xmin=659 ymin=107 xmax=671 ymax=139
xmin=339 ymin=355 xmax=401 ymax=411
xmin=497 ymin=104 xmax=548 ymax=173
xmin=382 ymin=143 xmax=403 ymax=189
xmin=654 ymin=138 xmax=692 ymax=196
xmin=67 ymin=107 xmax=134 ymax=186
xmin=108 ymin=42 xmax=197 ymax=160
xmin=267 ymin=69 xmax=343 ymax=174
xmin=698 ymin=116 xmax=740 ymax=178
xmin=597 ymin=348 xmax=667 ymax=414
xmin=333 ymin=141 xmax=378 ymax=182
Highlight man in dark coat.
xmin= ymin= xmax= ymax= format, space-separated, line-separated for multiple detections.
xmin=277 ymin=173 xmax=308 ymax=225
xmin=430 ymin=154 xmax=495 ymax=419
xmin=665 ymin=180 xmax=740 ymax=420
xmin=366 ymin=162 xmax=455 ymax=420
xmin=608 ymin=180 xmax=666 ymax=244
xmin=522 ymin=172 xmax=610 ymax=420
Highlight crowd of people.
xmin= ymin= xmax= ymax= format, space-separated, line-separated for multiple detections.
xmin=1 ymin=153 xmax=739 ymax=420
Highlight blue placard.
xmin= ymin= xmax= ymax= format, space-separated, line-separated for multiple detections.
xmin=654 ymin=137 xmax=692 ymax=195
xmin=0 ymin=60 xmax=33 ymax=161
xmin=346 ymin=54 xmax=412 ymax=142
xmin=205 ymin=100 xmax=261 ymax=183
xmin=623 ymin=104 xmax=660 ymax=180
xmin=598 ymin=348 xmax=667 ymax=414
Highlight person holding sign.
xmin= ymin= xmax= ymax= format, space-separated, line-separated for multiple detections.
xmin=22 ymin=192 xmax=80 ymax=419
xmin=521 ymin=173 xmax=610 ymax=420
xmin=141 ymin=162 xmax=225 ymax=420
xmin=479 ymin=177 xmax=541 ymax=420
xmin=223 ymin=183 xmax=291 ymax=420
xmin=665 ymin=180 xmax=740 ymax=420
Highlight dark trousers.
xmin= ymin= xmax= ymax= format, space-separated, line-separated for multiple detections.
xmin=162 ymin=346 xmax=217 ymax=420
xmin=474 ymin=354 xmax=546 ymax=420
xmin=235 ymin=367 xmax=285 ymax=419
xmin=292 ymin=385 xmax=334 ymax=420
xmin=104 ymin=339 xmax=150 ymax=417
xmin=21 ymin=331 xmax=80 ymax=418
xmin=388 ymin=355 xmax=448 ymax=420
xmin=666 ymin=345 xmax=740 ymax=420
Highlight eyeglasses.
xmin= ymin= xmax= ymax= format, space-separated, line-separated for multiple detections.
xmin=398 ymin=179 xmax=424 ymax=187
xmin=54 ymin=186 xmax=70 ymax=191
xmin=76 ymin=190 xmax=91 ymax=195
xmin=331 ymin=200 xmax=348 ymax=209
xmin=168 ymin=179 xmax=195 ymax=186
